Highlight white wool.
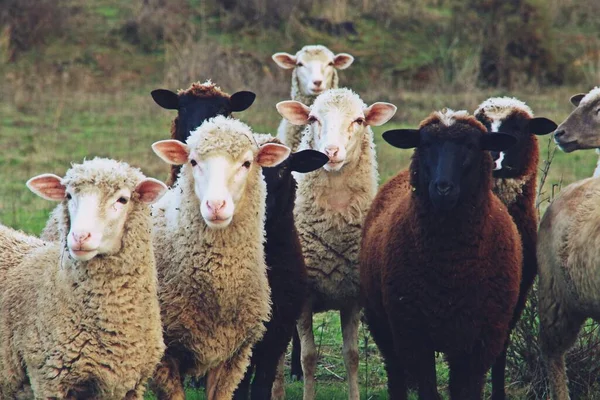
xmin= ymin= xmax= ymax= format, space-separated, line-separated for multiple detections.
xmin=310 ymin=87 xmax=366 ymax=113
xmin=434 ymin=108 xmax=470 ymax=126
xmin=579 ymin=87 xmax=600 ymax=107
xmin=475 ymin=97 xmax=534 ymax=121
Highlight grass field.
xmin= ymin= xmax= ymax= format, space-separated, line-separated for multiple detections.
xmin=1 ymin=84 xmax=599 ymax=399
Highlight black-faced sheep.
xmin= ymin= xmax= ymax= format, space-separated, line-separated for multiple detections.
xmin=277 ymin=88 xmax=397 ymax=400
xmin=148 ymin=116 xmax=290 ymax=400
xmin=0 ymin=158 xmax=167 ymax=399
xmin=233 ymin=135 xmax=329 ymax=400
xmin=361 ymin=110 xmax=521 ymax=399
xmin=538 ymin=86 xmax=600 ymax=400
xmin=151 ymin=80 xmax=256 ymax=186
xmin=553 ymin=87 xmax=600 ymax=177
xmin=474 ymin=97 xmax=557 ymax=400
xmin=273 ymin=45 xmax=354 ymax=152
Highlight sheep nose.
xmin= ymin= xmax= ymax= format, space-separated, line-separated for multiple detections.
xmin=206 ymin=199 xmax=226 ymax=213
xmin=554 ymin=129 xmax=565 ymax=140
xmin=71 ymin=231 xmax=91 ymax=245
xmin=313 ymin=80 xmax=322 ymax=87
xmin=324 ymin=146 xmax=339 ymax=158
xmin=436 ymin=181 xmax=453 ymax=195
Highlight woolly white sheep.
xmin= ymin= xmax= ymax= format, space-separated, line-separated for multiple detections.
xmin=0 ymin=157 xmax=167 ymax=399
xmin=148 ymin=116 xmax=290 ymax=400
xmin=273 ymin=45 xmax=354 ymax=152
xmin=277 ymin=88 xmax=396 ymax=400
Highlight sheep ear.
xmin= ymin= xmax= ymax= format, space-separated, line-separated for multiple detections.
xmin=333 ymin=53 xmax=354 ymax=70
xmin=230 ymin=91 xmax=256 ymax=112
xmin=151 ymin=89 xmax=179 ymax=110
xmin=570 ymin=93 xmax=585 ymax=107
xmin=527 ymin=117 xmax=557 ymax=136
xmin=26 ymin=174 xmax=66 ymax=201
xmin=382 ymin=129 xmax=420 ymax=149
xmin=364 ymin=102 xmax=397 ymax=126
xmin=135 ymin=178 xmax=168 ymax=204
xmin=480 ymin=132 xmax=517 ymax=151
xmin=290 ymin=150 xmax=329 ymax=173
xmin=256 ymin=143 xmax=291 ymax=167
xmin=276 ymin=101 xmax=311 ymax=125
xmin=152 ymin=140 xmax=190 ymax=165
xmin=272 ymin=52 xmax=297 ymax=69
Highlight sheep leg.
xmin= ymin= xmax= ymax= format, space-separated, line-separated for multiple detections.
xmin=150 ymin=354 xmax=186 ymax=400
xmin=207 ymin=343 xmax=254 ymax=400
xmin=447 ymin=352 xmax=486 ymax=400
xmin=340 ymin=305 xmax=360 ymax=400
xmin=393 ymin=334 xmax=439 ymax=400
xmin=271 ymin=354 xmax=286 ymax=400
xmin=232 ymin=360 xmax=253 ymax=400
xmin=297 ymin=305 xmax=317 ymax=400
xmin=290 ymin=329 xmax=303 ymax=381
xmin=539 ymin=301 xmax=584 ymax=400
xmin=250 ymin=346 xmax=282 ymax=400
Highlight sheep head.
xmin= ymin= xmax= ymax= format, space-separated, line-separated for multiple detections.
xmin=554 ymin=87 xmax=600 ymax=152
xmin=277 ymin=88 xmax=396 ymax=172
xmin=26 ymin=158 xmax=167 ymax=261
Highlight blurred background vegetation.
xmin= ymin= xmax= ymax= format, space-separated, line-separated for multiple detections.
xmin=1 ymin=0 xmax=600 ymax=398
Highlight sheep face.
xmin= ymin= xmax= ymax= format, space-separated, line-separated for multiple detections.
xmin=383 ymin=111 xmax=516 ymax=211
xmin=262 ymin=149 xmax=329 ymax=218
xmin=151 ymin=87 xmax=256 ymax=145
xmin=152 ymin=133 xmax=290 ymax=229
xmin=554 ymin=87 xmax=600 ymax=152
xmin=272 ymin=45 xmax=354 ymax=96
xmin=475 ymin=97 xmax=557 ymax=178
xmin=276 ymin=89 xmax=396 ymax=172
xmin=27 ymin=161 xmax=167 ymax=261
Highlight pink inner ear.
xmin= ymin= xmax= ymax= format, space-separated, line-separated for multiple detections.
xmin=135 ymin=179 xmax=167 ymax=204
xmin=152 ymin=140 xmax=189 ymax=165
xmin=365 ymin=103 xmax=397 ymax=126
xmin=276 ymin=101 xmax=310 ymax=126
xmin=333 ymin=53 xmax=354 ymax=69
xmin=257 ymin=144 xmax=291 ymax=167
xmin=272 ymin=53 xmax=297 ymax=69
xmin=27 ymin=174 xmax=66 ymax=201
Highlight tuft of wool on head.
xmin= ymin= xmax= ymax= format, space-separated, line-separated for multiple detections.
xmin=419 ymin=108 xmax=485 ymax=131
xmin=63 ymin=157 xmax=145 ymax=194
xmin=177 ymin=79 xmax=230 ymax=99
xmin=187 ymin=115 xmax=258 ymax=159
xmin=579 ymin=87 xmax=600 ymax=106
xmin=475 ymin=97 xmax=533 ymax=120
xmin=254 ymin=133 xmax=281 ymax=146
xmin=296 ymin=44 xmax=335 ymax=59
xmin=311 ymin=88 xmax=366 ymax=112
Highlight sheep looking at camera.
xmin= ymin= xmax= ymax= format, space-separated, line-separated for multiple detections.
xmin=149 ymin=116 xmax=290 ymax=400
xmin=0 ymin=158 xmax=167 ymax=399
xmin=277 ymin=88 xmax=396 ymax=400
xmin=273 ymin=45 xmax=354 ymax=151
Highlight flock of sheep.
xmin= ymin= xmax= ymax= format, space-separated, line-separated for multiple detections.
xmin=0 ymin=43 xmax=598 ymax=400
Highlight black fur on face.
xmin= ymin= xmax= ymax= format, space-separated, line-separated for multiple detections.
xmin=477 ymin=111 xmax=556 ymax=179
xmin=262 ymin=150 xmax=329 ymax=221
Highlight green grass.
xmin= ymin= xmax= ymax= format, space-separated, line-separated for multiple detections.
xmin=1 ymin=84 xmax=598 ymax=399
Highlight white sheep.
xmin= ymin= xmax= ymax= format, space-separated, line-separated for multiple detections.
xmin=0 ymin=157 xmax=167 ymax=399
xmin=148 ymin=115 xmax=291 ymax=400
xmin=277 ymin=88 xmax=397 ymax=400
xmin=273 ymin=45 xmax=354 ymax=152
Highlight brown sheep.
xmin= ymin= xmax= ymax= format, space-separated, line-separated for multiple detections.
xmin=361 ymin=109 xmax=522 ymax=399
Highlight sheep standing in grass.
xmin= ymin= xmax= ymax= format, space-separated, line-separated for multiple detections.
xmin=0 ymin=158 xmax=167 ymax=399
xmin=474 ymin=97 xmax=557 ymax=400
xmin=538 ymin=86 xmax=600 ymax=400
xmin=149 ymin=116 xmax=290 ymax=400
xmin=277 ymin=88 xmax=397 ymax=400
xmin=553 ymin=87 xmax=600 ymax=176
xmin=273 ymin=45 xmax=354 ymax=152
xmin=151 ymin=80 xmax=256 ymax=186
xmin=361 ymin=110 xmax=521 ymax=399
xmin=234 ymin=134 xmax=329 ymax=400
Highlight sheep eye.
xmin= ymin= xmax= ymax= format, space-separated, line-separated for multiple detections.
xmin=117 ymin=197 xmax=129 ymax=205
xmin=190 ymin=159 xmax=197 ymax=167
xmin=355 ymin=118 xmax=365 ymax=125
xmin=297 ymin=62 xmax=304 ymax=67
xmin=66 ymin=193 xmax=72 ymax=200
xmin=308 ymin=115 xmax=318 ymax=124
xmin=328 ymin=61 xmax=334 ymax=66
xmin=243 ymin=161 xmax=251 ymax=169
